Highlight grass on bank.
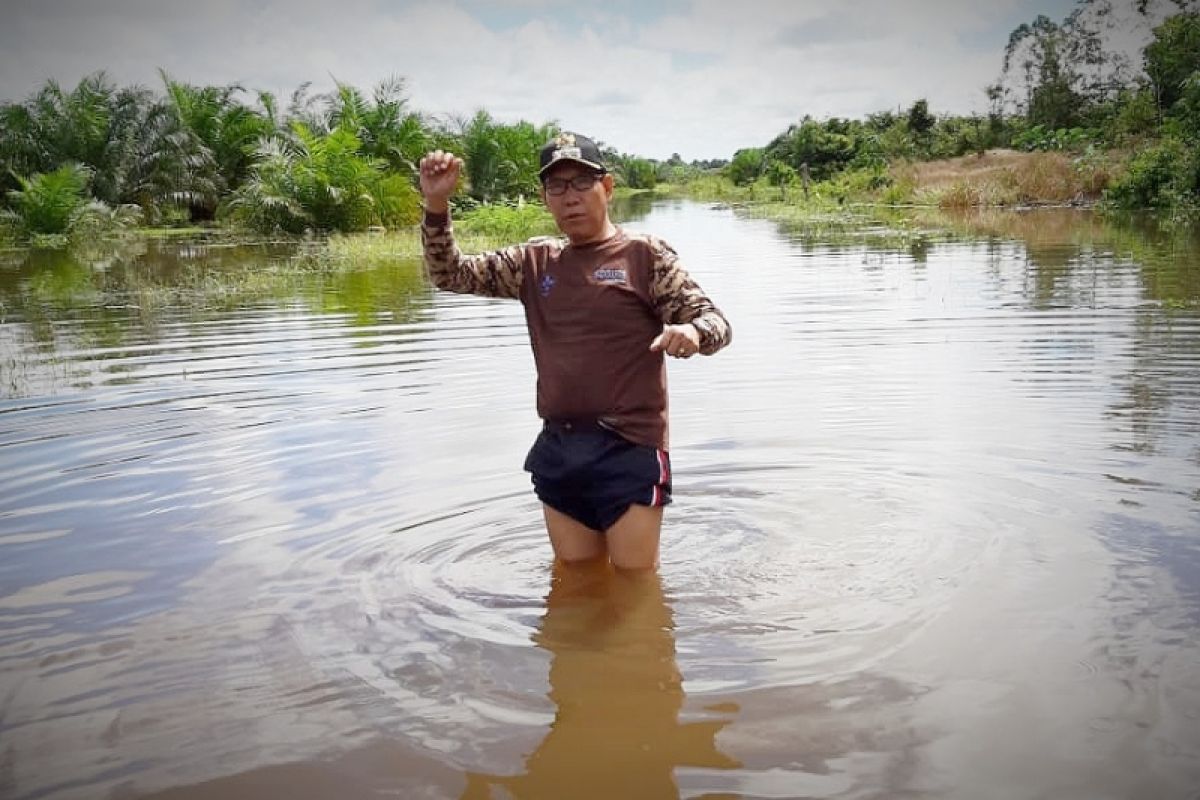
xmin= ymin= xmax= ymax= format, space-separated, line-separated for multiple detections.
xmin=674 ymin=149 xmax=1121 ymax=210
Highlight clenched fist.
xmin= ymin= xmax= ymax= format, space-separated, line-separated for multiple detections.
xmin=419 ymin=150 xmax=464 ymax=213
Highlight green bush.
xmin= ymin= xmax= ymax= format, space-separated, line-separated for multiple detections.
xmin=763 ymin=160 xmax=797 ymax=188
xmin=6 ymin=163 xmax=91 ymax=234
xmin=726 ymin=148 xmax=764 ymax=186
xmin=455 ymin=203 xmax=557 ymax=240
xmin=622 ymin=158 xmax=658 ymax=190
xmin=1106 ymin=137 xmax=1199 ymax=208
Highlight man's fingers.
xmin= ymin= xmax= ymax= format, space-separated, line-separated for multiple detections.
xmin=420 ymin=151 xmax=461 ymax=175
xmin=650 ymin=332 xmax=697 ymax=358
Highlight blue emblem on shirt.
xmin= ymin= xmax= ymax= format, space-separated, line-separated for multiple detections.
xmin=539 ymin=273 xmax=556 ymax=297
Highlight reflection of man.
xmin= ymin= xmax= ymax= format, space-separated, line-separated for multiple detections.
xmin=461 ymin=562 xmax=740 ymax=798
xmin=420 ymin=133 xmax=731 ymax=571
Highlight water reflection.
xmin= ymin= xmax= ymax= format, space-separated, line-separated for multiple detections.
xmin=0 ymin=238 xmax=432 ymax=398
xmin=462 ymin=562 xmax=739 ymax=799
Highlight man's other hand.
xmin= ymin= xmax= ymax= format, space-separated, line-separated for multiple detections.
xmin=650 ymin=324 xmax=701 ymax=358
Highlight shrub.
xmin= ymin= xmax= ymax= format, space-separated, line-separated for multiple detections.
xmin=454 ymin=203 xmax=557 ymax=240
xmin=6 ymin=163 xmax=91 ymax=235
xmin=1106 ymin=137 xmax=1199 ymax=208
xmin=726 ymin=148 xmax=765 ymax=186
xmin=622 ymin=158 xmax=658 ymax=190
xmin=763 ymin=160 xmax=797 ymax=188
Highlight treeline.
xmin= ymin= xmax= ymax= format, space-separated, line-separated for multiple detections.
xmin=2 ymin=0 xmax=1197 ymax=242
xmin=0 ymin=72 xmax=678 ymax=239
xmin=0 ymin=67 xmax=722 ymax=241
xmin=724 ymin=0 xmax=1200 ymax=210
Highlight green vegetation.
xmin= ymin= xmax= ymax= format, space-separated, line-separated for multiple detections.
xmin=225 ymin=123 xmax=422 ymax=233
xmin=5 ymin=163 xmax=91 ymax=234
xmin=1 ymin=0 xmax=1198 ymax=251
xmin=0 ymin=73 xmax=562 ymax=243
xmin=682 ymin=0 xmax=1200 ymax=216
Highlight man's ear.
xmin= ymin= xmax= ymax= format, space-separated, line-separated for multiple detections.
xmin=602 ymin=173 xmax=615 ymax=198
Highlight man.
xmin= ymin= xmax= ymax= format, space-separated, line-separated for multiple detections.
xmin=419 ymin=132 xmax=730 ymax=570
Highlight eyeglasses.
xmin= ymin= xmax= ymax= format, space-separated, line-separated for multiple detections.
xmin=543 ymin=172 xmax=605 ymax=196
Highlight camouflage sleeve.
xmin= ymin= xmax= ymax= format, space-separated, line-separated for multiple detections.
xmin=421 ymin=210 xmax=524 ymax=299
xmin=647 ymin=236 xmax=732 ymax=355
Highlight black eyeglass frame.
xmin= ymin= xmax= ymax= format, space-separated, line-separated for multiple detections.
xmin=542 ymin=171 xmax=607 ymax=196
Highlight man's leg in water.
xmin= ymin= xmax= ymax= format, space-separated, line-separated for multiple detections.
xmin=543 ymin=504 xmax=607 ymax=563
xmin=605 ymin=504 xmax=663 ymax=571
xmin=543 ymin=503 xmax=663 ymax=570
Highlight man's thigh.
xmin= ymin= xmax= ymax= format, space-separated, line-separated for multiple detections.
xmin=605 ymin=504 xmax=663 ymax=571
xmin=543 ymin=504 xmax=607 ymax=563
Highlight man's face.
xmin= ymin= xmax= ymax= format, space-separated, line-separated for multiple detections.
xmin=540 ymin=162 xmax=614 ymax=245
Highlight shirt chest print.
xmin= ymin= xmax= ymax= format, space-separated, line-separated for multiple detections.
xmin=539 ymin=273 xmax=556 ymax=297
xmin=592 ymin=264 xmax=628 ymax=285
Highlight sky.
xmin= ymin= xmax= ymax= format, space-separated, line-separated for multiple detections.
xmin=0 ymin=0 xmax=1122 ymax=161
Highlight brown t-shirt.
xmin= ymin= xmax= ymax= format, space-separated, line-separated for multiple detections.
xmin=422 ymin=211 xmax=731 ymax=449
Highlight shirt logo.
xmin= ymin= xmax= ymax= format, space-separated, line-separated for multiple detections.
xmin=593 ymin=266 xmax=627 ymax=284
xmin=539 ymin=273 xmax=556 ymax=297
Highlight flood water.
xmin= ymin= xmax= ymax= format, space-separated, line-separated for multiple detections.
xmin=1 ymin=200 xmax=1199 ymax=799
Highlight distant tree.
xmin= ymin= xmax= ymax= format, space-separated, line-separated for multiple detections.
xmin=764 ymin=117 xmax=856 ymax=180
xmin=1001 ymin=15 xmax=1087 ymax=129
xmin=313 ymin=77 xmax=431 ymax=178
xmin=227 ymin=122 xmax=419 ymax=233
xmin=622 ymin=158 xmax=658 ymax=189
xmin=0 ymin=73 xmax=156 ymax=208
xmin=157 ymin=71 xmax=274 ymax=219
xmin=725 ymin=147 xmax=764 ymax=185
xmin=453 ymin=111 xmax=555 ymax=202
xmin=1144 ymin=12 xmax=1200 ymax=111
xmin=906 ymin=99 xmax=936 ymax=136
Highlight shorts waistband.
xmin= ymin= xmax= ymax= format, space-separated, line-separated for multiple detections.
xmin=542 ymin=417 xmax=617 ymax=434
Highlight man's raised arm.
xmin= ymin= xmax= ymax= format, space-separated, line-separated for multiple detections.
xmin=418 ymin=150 xmax=524 ymax=299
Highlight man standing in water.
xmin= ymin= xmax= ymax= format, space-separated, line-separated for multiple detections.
xmin=419 ymin=133 xmax=731 ymax=570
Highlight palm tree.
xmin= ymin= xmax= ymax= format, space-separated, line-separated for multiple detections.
xmin=155 ymin=71 xmax=273 ymax=220
xmin=314 ymin=76 xmax=432 ymax=178
xmin=227 ymin=121 xmax=420 ymax=234
xmin=455 ymin=110 xmax=557 ymax=202
xmin=0 ymin=72 xmax=146 ymax=206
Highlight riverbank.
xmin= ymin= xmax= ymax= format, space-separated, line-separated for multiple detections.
xmin=666 ymin=148 xmax=1121 ymax=210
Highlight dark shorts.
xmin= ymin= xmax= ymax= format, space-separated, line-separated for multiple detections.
xmin=523 ymin=419 xmax=672 ymax=533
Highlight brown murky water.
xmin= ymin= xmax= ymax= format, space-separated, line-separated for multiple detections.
xmin=1 ymin=202 xmax=1199 ymax=799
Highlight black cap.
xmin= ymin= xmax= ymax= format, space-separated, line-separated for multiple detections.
xmin=538 ymin=132 xmax=606 ymax=177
